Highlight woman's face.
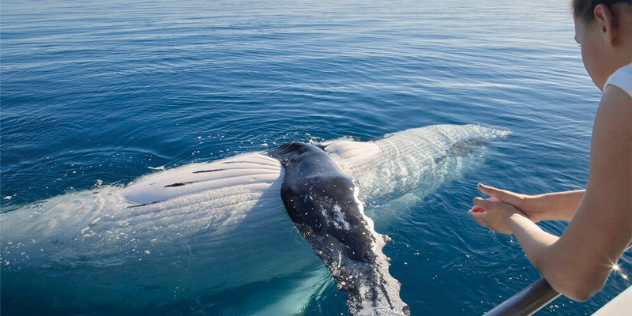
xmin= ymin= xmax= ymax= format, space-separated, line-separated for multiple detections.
xmin=574 ymin=17 xmax=609 ymax=90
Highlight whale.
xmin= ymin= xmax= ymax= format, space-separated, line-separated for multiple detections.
xmin=0 ymin=124 xmax=508 ymax=315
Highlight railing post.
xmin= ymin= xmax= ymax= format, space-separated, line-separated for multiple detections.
xmin=485 ymin=278 xmax=561 ymax=316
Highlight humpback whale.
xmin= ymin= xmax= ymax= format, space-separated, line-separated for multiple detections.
xmin=0 ymin=124 xmax=508 ymax=315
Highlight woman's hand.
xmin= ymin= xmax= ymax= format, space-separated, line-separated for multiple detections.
xmin=477 ymin=183 xmax=585 ymax=222
xmin=468 ymin=197 xmax=529 ymax=234
xmin=477 ymin=183 xmax=543 ymax=222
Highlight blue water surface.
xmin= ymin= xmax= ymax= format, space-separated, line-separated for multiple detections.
xmin=1 ymin=0 xmax=630 ymax=315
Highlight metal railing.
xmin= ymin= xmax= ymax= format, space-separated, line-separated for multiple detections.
xmin=485 ymin=278 xmax=561 ymax=316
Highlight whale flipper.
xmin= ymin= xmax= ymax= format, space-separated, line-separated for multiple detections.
xmin=269 ymin=142 xmax=410 ymax=316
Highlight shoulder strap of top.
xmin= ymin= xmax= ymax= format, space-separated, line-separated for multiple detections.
xmin=605 ymin=63 xmax=632 ymax=98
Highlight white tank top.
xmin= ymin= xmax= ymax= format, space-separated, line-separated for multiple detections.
xmin=605 ymin=63 xmax=632 ymax=97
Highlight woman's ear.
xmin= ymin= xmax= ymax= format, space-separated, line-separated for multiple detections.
xmin=593 ymin=4 xmax=617 ymax=47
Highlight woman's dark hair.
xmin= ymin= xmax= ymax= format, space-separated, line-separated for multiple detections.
xmin=572 ymin=0 xmax=632 ymax=22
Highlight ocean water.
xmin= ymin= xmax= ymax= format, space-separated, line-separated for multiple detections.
xmin=1 ymin=0 xmax=630 ymax=315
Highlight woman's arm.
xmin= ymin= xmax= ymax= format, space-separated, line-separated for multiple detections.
xmin=471 ymin=85 xmax=632 ymax=301
xmin=528 ymin=190 xmax=585 ymax=221
xmin=536 ymin=85 xmax=632 ymax=299
xmin=478 ymin=184 xmax=585 ymax=222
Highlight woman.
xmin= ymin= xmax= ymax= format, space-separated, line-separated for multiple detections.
xmin=469 ymin=0 xmax=631 ymax=301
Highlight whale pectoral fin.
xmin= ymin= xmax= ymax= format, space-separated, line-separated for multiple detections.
xmin=293 ymin=194 xmax=409 ymax=316
xmin=271 ymin=142 xmax=409 ymax=316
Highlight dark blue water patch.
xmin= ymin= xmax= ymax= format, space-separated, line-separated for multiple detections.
xmin=1 ymin=266 xmax=336 ymax=316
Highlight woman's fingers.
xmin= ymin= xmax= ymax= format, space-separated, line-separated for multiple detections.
xmin=468 ymin=209 xmax=487 ymax=226
xmin=478 ymin=183 xmax=522 ymax=206
xmin=468 ymin=200 xmax=522 ymax=234
xmin=478 ymin=183 xmax=507 ymax=199
xmin=471 ymin=206 xmax=485 ymax=213
xmin=473 ymin=197 xmax=496 ymax=210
